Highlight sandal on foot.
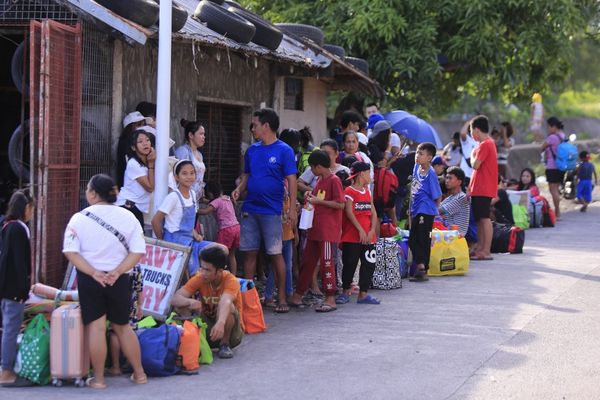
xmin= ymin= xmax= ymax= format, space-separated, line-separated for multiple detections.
xmin=86 ymin=377 xmax=107 ymax=389
xmin=275 ymin=303 xmax=289 ymax=313
xmin=357 ymin=294 xmax=381 ymax=304
xmin=335 ymin=294 xmax=350 ymax=304
xmin=130 ymin=373 xmax=148 ymax=385
xmin=315 ymin=303 xmax=337 ymax=313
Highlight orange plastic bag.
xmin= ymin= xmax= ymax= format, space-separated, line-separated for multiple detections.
xmin=241 ymin=287 xmax=266 ymax=334
xmin=176 ymin=321 xmax=200 ymax=373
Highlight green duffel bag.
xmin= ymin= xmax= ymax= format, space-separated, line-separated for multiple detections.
xmin=512 ymin=204 xmax=530 ymax=230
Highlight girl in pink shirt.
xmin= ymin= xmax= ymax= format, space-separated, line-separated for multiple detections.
xmin=198 ymin=182 xmax=240 ymax=275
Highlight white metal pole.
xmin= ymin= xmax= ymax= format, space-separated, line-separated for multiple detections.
xmin=154 ymin=0 xmax=172 ymax=212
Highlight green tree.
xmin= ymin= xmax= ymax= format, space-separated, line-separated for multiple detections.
xmin=241 ymin=0 xmax=599 ymax=115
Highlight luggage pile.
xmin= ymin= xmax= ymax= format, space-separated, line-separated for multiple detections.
xmin=13 ymin=276 xmax=267 ymax=387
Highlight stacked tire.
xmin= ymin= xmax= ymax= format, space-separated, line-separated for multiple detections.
xmin=194 ymin=1 xmax=283 ymax=50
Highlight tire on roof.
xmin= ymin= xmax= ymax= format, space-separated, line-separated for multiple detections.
xmin=275 ymin=23 xmax=324 ymax=46
xmin=345 ymin=56 xmax=369 ymax=75
xmin=223 ymin=0 xmax=243 ymax=9
xmin=95 ymin=0 xmax=160 ymax=28
xmin=152 ymin=1 xmax=189 ymax=32
xmin=323 ymin=44 xmax=345 ymax=59
xmin=227 ymin=6 xmax=283 ymax=50
xmin=194 ymin=1 xmax=256 ymax=44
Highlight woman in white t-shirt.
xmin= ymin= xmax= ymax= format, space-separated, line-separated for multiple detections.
xmin=115 ymin=129 xmax=155 ymax=227
xmin=174 ymin=119 xmax=207 ymax=199
xmin=63 ymin=174 xmax=147 ymax=389
xmin=151 ymin=160 xmax=212 ymax=275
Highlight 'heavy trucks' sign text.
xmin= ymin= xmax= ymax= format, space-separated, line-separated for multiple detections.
xmin=139 ymin=238 xmax=190 ymax=320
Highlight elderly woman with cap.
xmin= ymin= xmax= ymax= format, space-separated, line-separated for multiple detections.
xmin=116 ymin=111 xmax=147 ymax=187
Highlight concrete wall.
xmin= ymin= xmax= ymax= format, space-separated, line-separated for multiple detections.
xmin=118 ymin=42 xmax=274 ymax=147
xmin=432 ymin=117 xmax=600 ymax=149
xmin=275 ymin=77 xmax=328 ymax=144
xmin=506 ymin=140 xmax=600 ymax=180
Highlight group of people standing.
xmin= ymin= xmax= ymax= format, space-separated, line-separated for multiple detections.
xmin=0 ymin=95 xmax=595 ymax=389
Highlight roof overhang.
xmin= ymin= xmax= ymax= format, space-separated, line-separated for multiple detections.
xmin=58 ymin=0 xmax=384 ymax=97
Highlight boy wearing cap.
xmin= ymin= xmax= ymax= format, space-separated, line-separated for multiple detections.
xmin=409 ymin=142 xmax=443 ymax=281
xmin=289 ymin=150 xmax=345 ymax=312
xmin=337 ymin=161 xmax=380 ymax=305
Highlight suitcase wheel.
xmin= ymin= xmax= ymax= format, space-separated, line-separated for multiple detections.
xmin=51 ymin=378 xmax=63 ymax=387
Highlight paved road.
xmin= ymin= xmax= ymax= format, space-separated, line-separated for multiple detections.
xmin=4 ymin=202 xmax=600 ymax=400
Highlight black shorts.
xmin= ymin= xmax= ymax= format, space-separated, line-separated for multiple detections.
xmin=77 ymin=270 xmax=132 ymax=325
xmin=545 ymin=169 xmax=565 ymax=184
xmin=471 ymin=196 xmax=492 ymax=221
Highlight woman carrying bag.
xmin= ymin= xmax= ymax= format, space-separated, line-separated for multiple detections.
xmin=63 ymin=174 xmax=147 ymax=389
xmin=0 ymin=190 xmax=34 ymax=385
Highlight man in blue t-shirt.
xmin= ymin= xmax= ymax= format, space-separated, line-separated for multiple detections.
xmin=232 ymin=108 xmax=297 ymax=313
xmin=409 ymin=142 xmax=442 ymax=282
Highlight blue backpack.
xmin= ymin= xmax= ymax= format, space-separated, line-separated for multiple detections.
xmin=138 ymin=324 xmax=181 ymax=377
xmin=553 ymin=137 xmax=578 ymax=172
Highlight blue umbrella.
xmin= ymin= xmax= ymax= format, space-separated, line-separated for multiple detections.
xmin=384 ymin=110 xmax=443 ymax=148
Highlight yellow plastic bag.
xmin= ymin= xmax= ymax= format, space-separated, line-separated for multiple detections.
xmin=428 ymin=231 xmax=469 ymax=276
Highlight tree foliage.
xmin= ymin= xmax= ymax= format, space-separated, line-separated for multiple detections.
xmin=240 ymin=0 xmax=600 ymax=115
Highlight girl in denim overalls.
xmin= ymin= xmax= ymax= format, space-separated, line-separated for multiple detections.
xmin=152 ymin=160 xmax=212 ymax=275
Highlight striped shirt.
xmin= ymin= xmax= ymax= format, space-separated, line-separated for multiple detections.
xmin=439 ymin=192 xmax=470 ymax=236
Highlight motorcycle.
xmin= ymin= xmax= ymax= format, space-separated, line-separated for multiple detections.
xmin=560 ymin=133 xmax=578 ymax=200
xmin=561 ymin=168 xmax=578 ymax=200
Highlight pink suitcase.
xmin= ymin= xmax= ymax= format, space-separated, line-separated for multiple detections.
xmin=50 ymin=304 xmax=89 ymax=387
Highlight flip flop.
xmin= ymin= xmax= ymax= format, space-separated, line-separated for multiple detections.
xmin=315 ymin=303 xmax=337 ymax=313
xmin=275 ymin=303 xmax=290 ymax=313
xmin=357 ymin=294 xmax=381 ymax=304
xmin=86 ymin=377 xmax=107 ymax=389
xmin=335 ymin=293 xmax=350 ymax=304
xmin=471 ymin=255 xmax=494 ymax=261
xmin=130 ymin=373 xmax=148 ymax=385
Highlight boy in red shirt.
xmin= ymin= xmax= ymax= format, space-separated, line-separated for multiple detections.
xmin=336 ymin=161 xmax=380 ymax=305
xmin=468 ymin=115 xmax=498 ymax=260
xmin=289 ymin=150 xmax=345 ymax=312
